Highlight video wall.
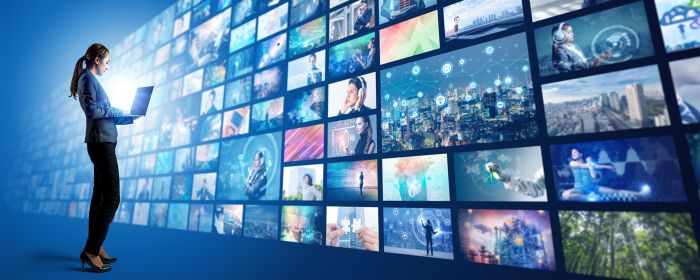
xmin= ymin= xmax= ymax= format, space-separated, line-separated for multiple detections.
xmin=5 ymin=0 xmax=700 ymax=278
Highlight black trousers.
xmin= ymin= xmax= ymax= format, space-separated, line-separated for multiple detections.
xmin=84 ymin=142 xmax=120 ymax=256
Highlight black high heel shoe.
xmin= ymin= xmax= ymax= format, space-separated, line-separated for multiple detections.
xmin=100 ymin=255 xmax=117 ymax=264
xmin=80 ymin=251 xmax=112 ymax=273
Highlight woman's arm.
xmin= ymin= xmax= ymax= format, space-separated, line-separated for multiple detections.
xmin=113 ymin=116 xmax=135 ymax=125
xmin=78 ymin=75 xmax=123 ymax=119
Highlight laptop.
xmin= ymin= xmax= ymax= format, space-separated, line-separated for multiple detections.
xmin=123 ymin=86 xmax=154 ymax=117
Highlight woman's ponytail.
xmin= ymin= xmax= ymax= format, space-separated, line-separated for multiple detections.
xmin=69 ymin=55 xmax=86 ymax=99
xmin=69 ymin=43 xmax=110 ymax=99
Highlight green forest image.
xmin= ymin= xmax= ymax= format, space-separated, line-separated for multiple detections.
xmin=560 ymin=211 xmax=700 ymax=279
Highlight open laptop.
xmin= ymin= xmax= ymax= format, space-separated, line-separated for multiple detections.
xmin=123 ymin=86 xmax=154 ymax=117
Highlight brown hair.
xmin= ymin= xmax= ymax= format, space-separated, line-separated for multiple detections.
xmin=69 ymin=43 xmax=110 ymax=99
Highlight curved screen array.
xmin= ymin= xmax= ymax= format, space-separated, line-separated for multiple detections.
xmin=5 ymin=0 xmax=700 ymax=278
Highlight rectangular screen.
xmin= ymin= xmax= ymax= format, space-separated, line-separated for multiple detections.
xmin=382 ymin=153 xmax=450 ymax=201
xmin=284 ymin=124 xmax=325 ymax=162
xmin=534 ymin=2 xmax=654 ymax=77
xmin=328 ymin=32 xmax=376 ymax=79
xmin=217 ymin=132 xmax=283 ymax=200
xmin=289 ymin=16 xmax=327 ymax=57
xmin=383 ymin=207 xmax=453 ymax=259
xmin=280 ymin=205 xmax=324 ymax=244
xmin=329 ymin=0 xmax=376 ymax=43
xmin=257 ymin=3 xmax=288 ymax=40
xmin=670 ymin=56 xmax=700 ymax=124
xmin=327 ymin=72 xmax=376 ymax=117
xmin=443 ymin=0 xmax=524 ymax=42
xmin=560 ymin=211 xmax=700 ymax=278
xmin=458 ymin=209 xmax=556 ymax=270
xmin=257 ymin=32 xmax=288 ymax=69
xmin=379 ymin=10 xmax=440 ymax=65
xmin=284 ymin=86 xmax=325 ymax=125
xmin=543 ymin=65 xmax=670 ymax=136
xmin=326 ymin=159 xmax=378 ymax=201
xmin=244 ymin=205 xmax=280 ymax=240
xmin=381 ymin=33 xmax=537 ymax=152
xmin=214 ymin=204 xmax=244 ymax=235
xmin=655 ymin=0 xmax=700 ymax=52
xmin=377 ymin=0 xmax=436 ymax=25
xmin=287 ymin=50 xmax=326 ymax=91
xmin=327 ymin=114 xmax=377 ymax=158
xmin=282 ymin=164 xmax=324 ymax=200
xmin=326 ymin=206 xmax=379 ymax=251
xmin=251 ymin=96 xmax=285 ymax=131
xmin=454 ymin=146 xmax=547 ymax=202
xmin=550 ymin=136 xmax=687 ymax=202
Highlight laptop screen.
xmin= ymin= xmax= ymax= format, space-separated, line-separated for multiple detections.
xmin=130 ymin=86 xmax=154 ymax=115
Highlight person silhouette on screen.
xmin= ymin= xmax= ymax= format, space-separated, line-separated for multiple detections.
xmin=70 ymin=43 xmax=140 ymax=273
xmin=421 ymin=219 xmax=437 ymax=256
xmin=359 ymin=171 xmax=364 ymax=198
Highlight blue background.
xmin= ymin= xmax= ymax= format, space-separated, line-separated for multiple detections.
xmin=1 ymin=0 xmax=699 ymax=279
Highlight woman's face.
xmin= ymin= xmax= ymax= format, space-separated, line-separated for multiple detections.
xmin=253 ymin=153 xmax=262 ymax=169
xmin=301 ymin=175 xmax=310 ymax=185
xmin=355 ymin=117 xmax=368 ymax=134
xmin=571 ymin=148 xmax=581 ymax=160
xmin=564 ymin=26 xmax=574 ymax=43
xmin=95 ymin=53 xmax=111 ymax=76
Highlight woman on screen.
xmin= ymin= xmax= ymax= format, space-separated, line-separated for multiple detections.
xmin=352 ymin=115 xmax=375 ymax=155
xmin=297 ymin=174 xmax=322 ymax=200
xmin=244 ymin=149 xmax=268 ymax=200
xmin=551 ymin=22 xmax=610 ymax=74
xmin=70 ymin=43 xmax=140 ymax=273
xmin=561 ymin=147 xmax=650 ymax=201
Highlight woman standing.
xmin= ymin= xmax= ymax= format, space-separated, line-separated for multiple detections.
xmin=70 ymin=43 xmax=139 ymax=273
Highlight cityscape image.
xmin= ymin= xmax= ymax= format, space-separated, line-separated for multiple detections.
xmin=380 ymin=33 xmax=538 ymax=152
xmin=543 ymin=65 xmax=670 ymax=136
xmin=443 ymin=0 xmax=524 ymax=42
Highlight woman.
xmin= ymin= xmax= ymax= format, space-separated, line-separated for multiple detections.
xmin=297 ymin=174 xmax=321 ymax=200
xmin=551 ymin=22 xmax=610 ymax=74
xmin=70 ymin=43 xmax=139 ymax=273
xmin=561 ymin=147 xmax=650 ymax=201
xmin=244 ymin=150 xmax=268 ymax=200
xmin=338 ymin=76 xmax=370 ymax=115
xmin=351 ymin=116 xmax=375 ymax=155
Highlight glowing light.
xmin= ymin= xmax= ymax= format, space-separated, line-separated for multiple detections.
xmin=441 ymin=62 xmax=453 ymax=75
xmin=485 ymin=46 xmax=494 ymax=54
xmin=514 ymin=235 xmax=523 ymax=246
xmin=411 ymin=65 xmax=421 ymax=76
xmin=435 ymin=94 xmax=447 ymax=106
